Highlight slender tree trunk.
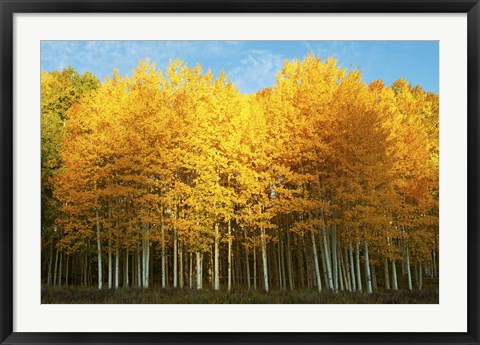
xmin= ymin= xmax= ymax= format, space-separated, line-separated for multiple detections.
xmin=96 ymin=209 xmax=102 ymax=289
xmin=406 ymin=245 xmax=413 ymax=291
xmin=319 ymin=233 xmax=329 ymax=288
xmin=142 ymin=238 xmax=146 ymax=288
xmin=115 ymin=247 xmax=119 ymax=289
xmin=83 ymin=252 xmax=87 ymax=286
xmin=137 ymin=242 xmax=141 ymax=288
xmin=196 ymin=252 xmax=202 ymax=290
xmin=125 ymin=251 xmax=129 ymax=287
xmin=65 ymin=255 xmax=69 ymax=286
xmin=228 ymin=222 xmax=232 ymax=291
xmin=371 ymin=264 xmax=377 ymax=291
xmin=355 ymin=240 xmax=362 ymax=292
xmin=232 ymin=244 xmax=236 ymax=287
xmin=179 ymin=242 xmax=184 ymax=288
xmin=321 ymin=227 xmax=334 ymax=290
xmin=392 ymin=259 xmax=398 ymax=290
xmin=173 ymin=228 xmax=178 ymax=288
xmin=253 ymin=244 xmax=257 ymax=290
xmin=161 ymin=221 xmax=166 ymax=289
xmin=108 ymin=240 xmax=112 ymax=289
xmin=349 ymin=241 xmax=356 ymax=292
xmin=214 ymin=223 xmax=220 ymax=290
xmin=53 ymin=248 xmax=59 ymax=286
xmin=189 ymin=252 xmax=193 ymax=289
xmin=339 ymin=242 xmax=348 ymax=291
xmin=149 ymin=242 xmax=153 ymax=287
xmin=384 ymin=258 xmax=391 ymax=290
xmin=332 ymin=225 xmax=338 ymax=292
xmin=338 ymin=248 xmax=344 ymax=291
xmin=277 ymin=230 xmax=283 ymax=289
xmin=58 ymin=251 xmax=63 ymax=286
xmin=244 ymin=229 xmax=250 ymax=290
xmin=414 ymin=261 xmax=419 ymax=285
xmin=200 ymin=253 xmax=203 ymax=289
xmin=305 ymin=245 xmax=312 ymax=289
xmin=418 ymin=261 xmax=423 ymax=290
xmin=132 ymin=245 xmax=136 ymax=286
xmin=432 ymin=250 xmax=437 ymax=278
xmin=165 ymin=246 xmax=169 ymax=288
xmin=286 ymin=229 xmax=294 ymax=291
xmin=297 ymin=242 xmax=305 ymax=288
xmin=364 ymin=242 xmax=372 ymax=294
xmin=310 ymin=230 xmax=322 ymax=293
xmin=146 ymin=227 xmax=150 ymax=288
xmin=260 ymin=227 xmax=269 ymax=292
xmin=342 ymin=245 xmax=352 ymax=291
xmin=278 ymin=229 xmax=287 ymax=290
xmin=47 ymin=241 xmax=53 ymax=286
xmin=210 ymin=248 xmax=214 ymax=289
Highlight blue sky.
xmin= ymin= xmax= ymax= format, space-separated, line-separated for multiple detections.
xmin=41 ymin=41 xmax=439 ymax=94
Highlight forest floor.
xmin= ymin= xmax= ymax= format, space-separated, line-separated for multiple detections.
xmin=42 ymin=285 xmax=438 ymax=304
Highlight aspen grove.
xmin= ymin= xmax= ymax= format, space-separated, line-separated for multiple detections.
xmin=41 ymin=55 xmax=439 ymax=295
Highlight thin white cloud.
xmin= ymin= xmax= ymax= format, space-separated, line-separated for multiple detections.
xmin=230 ymin=49 xmax=285 ymax=94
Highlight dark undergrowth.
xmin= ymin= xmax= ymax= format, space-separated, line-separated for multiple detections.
xmin=42 ymin=285 xmax=438 ymax=304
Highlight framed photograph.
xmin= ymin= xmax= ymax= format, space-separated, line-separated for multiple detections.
xmin=1 ymin=1 xmax=478 ymax=344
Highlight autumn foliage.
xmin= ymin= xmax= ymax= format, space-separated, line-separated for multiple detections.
xmin=41 ymin=55 xmax=439 ymax=294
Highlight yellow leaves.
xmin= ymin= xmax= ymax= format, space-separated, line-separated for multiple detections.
xmin=48 ymin=55 xmax=438 ymax=259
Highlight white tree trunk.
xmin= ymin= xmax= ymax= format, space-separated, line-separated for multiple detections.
xmin=214 ymin=223 xmax=220 ymax=290
xmin=286 ymin=230 xmax=294 ymax=291
xmin=173 ymin=229 xmax=178 ymax=288
xmin=228 ymin=222 xmax=232 ymax=291
xmin=244 ymin=227 xmax=250 ymax=290
xmin=108 ymin=242 xmax=112 ymax=289
xmin=364 ymin=242 xmax=373 ymax=294
xmin=161 ymin=222 xmax=166 ymax=289
xmin=392 ymin=259 xmax=398 ymax=290
xmin=406 ymin=245 xmax=412 ymax=291
xmin=125 ymin=251 xmax=129 ymax=287
xmin=260 ymin=227 xmax=269 ymax=292
xmin=96 ymin=210 xmax=102 ymax=290
xmin=355 ymin=240 xmax=362 ymax=292
xmin=310 ymin=230 xmax=322 ymax=293
xmin=136 ymin=243 xmax=141 ymax=287
xmin=146 ymin=237 xmax=150 ymax=288
xmin=142 ymin=239 xmax=146 ymax=288
xmin=319 ymin=234 xmax=328 ymax=288
xmin=142 ymin=231 xmax=149 ymax=289
xmin=115 ymin=247 xmax=119 ymax=289
xmin=179 ymin=242 xmax=184 ymax=288
xmin=338 ymin=242 xmax=347 ymax=291
xmin=321 ymin=227 xmax=334 ymax=290
xmin=189 ymin=252 xmax=193 ymax=289
xmin=332 ymin=225 xmax=338 ymax=292
xmin=349 ymin=241 xmax=356 ymax=292
xmin=253 ymin=244 xmax=257 ymax=290
xmin=342 ymin=246 xmax=352 ymax=292
xmin=196 ymin=252 xmax=202 ymax=290
xmin=277 ymin=232 xmax=283 ymax=290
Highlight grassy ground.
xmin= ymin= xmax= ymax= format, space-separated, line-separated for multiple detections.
xmin=42 ymin=285 xmax=438 ymax=304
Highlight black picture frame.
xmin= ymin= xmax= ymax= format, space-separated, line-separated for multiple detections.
xmin=1 ymin=1 xmax=479 ymax=344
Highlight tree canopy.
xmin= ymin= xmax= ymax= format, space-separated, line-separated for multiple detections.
xmin=41 ymin=55 xmax=439 ymax=295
